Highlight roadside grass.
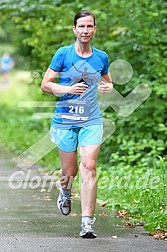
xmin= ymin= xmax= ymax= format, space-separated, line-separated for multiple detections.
xmin=0 ymin=70 xmax=33 ymax=106
xmin=0 ymin=70 xmax=166 ymax=235
xmin=0 ymin=70 xmax=58 ymax=167
xmin=97 ymin=157 xmax=166 ymax=232
xmin=73 ymin=156 xmax=167 ymax=234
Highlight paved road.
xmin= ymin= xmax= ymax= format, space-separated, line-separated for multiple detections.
xmin=0 ymin=153 xmax=166 ymax=252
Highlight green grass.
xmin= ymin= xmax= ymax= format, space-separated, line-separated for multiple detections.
xmin=97 ymin=157 xmax=166 ymax=231
xmin=0 ymin=70 xmax=58 ymax=167
xmin=0 ymin=71 xmax=31 ymax=105
xmin=0 ymin=43 xmax=16 ymax=56
xmin=73 ymin=156 xmax=167 ymax=232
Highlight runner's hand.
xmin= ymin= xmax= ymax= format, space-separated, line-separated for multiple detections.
xmin=68 ymin=82 xmax=88 ymax=95
xmin=98 ymin=81 xmax=113 ymax=94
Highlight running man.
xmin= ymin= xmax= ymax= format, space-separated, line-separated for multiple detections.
xmin=41 ymin=10 xmax=113 ymax=238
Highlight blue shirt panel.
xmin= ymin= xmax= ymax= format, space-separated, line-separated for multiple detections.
xmin=49 ymin=44 xmax=109 ymax=129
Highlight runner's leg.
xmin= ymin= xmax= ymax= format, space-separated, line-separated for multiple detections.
xmin=58 ymin=149 xmax=78 ymax=190
xmin=79 ymin=144 xmax=100 ymax=216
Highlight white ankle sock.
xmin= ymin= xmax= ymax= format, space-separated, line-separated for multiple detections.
xmin=82 ymin=216 xmax=93 ymax=224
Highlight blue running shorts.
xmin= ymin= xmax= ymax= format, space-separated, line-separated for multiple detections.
xmin=50 ymin=125 xmax=103 ymax=152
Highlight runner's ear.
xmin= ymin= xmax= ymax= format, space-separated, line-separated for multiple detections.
xmin=73 ymin=26 xmax=76 ymax=34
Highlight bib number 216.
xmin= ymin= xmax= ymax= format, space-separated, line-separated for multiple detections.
xmin=69 ymin=105 xmax=84 ymax=114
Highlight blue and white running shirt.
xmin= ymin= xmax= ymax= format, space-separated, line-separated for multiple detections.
xmin=49 ymin=43 xmax=109 ymax=129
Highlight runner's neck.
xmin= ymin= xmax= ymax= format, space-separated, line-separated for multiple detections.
xmin=74 ymin=42 xmax=92 ymax=58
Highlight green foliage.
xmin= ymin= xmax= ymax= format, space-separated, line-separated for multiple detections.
xmin=0 ymin=71 xmax=57 ymax=168
xmin=0 ymin=21 xmax=31 ymax=69
xmin=1 ymin=0 xmax=166 ymax=81
xmin=95 ymin=156 xmax=167 ymax=231
xmin=0 ymin=102 xmax=59 ymax=166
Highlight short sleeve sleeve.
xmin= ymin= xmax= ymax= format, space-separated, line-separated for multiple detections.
xmin=101 ymin=53 xmax=109 ymax=75
xmin=49 ymin=47 xmax=65 ymax=71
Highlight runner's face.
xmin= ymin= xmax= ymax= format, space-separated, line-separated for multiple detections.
xmin=73 ymin=16 xmax=96 ymax=44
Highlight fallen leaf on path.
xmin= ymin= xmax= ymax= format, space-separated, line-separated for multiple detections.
xmin=112 ymin=235 xmax=118 ymax=239
xmin=99 ymin=212 xmax=107 ymax=217
xmin=150 ymin=230 xmax=167 ymax=240
xmin=116 ymin=210 xmax=128 ymax=218
xmin=136 ymin=221 xmax=145 ymax=226
xmin=99 ymin=202 xmax=107 ymax=207
xmin=71 ymin=213 xmax=78 ymax=217
xmin=125 ymin=222 xmax=135 ymax=228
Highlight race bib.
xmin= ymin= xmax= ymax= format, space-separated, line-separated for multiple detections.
xmin=58 ymin=100 xmax=90 ymax=121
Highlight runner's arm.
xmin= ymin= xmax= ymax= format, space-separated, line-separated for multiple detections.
xmin=41 ymin=68 xmax=88 ymax=96
xmin=41 ymin=68 xmax=69 ymax=96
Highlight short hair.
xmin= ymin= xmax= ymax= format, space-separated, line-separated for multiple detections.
xmin=74 ymin=10 xmax=96 ymax=27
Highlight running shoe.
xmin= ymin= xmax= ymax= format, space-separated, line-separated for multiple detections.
xmin=80 ymin=217 xmax=97 ymax=238
xmin=57 ymin=190 xmax=71 ymax=215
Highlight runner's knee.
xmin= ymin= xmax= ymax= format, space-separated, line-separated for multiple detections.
xmin=81 ymin=160 xmax=96 ymax=177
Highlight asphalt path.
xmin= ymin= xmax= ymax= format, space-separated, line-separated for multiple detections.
xmin=0 ymin=152 xmax=166 ymax=252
